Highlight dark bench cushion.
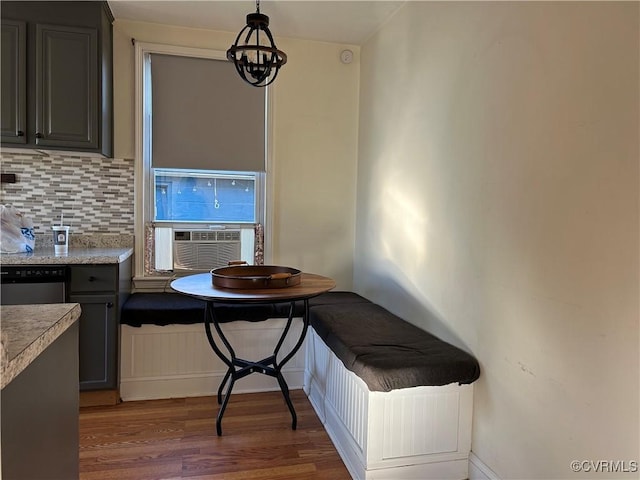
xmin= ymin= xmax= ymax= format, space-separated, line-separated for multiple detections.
xmin=121 ymin=291 xmax=480 ymax=392
xmin=121 ymin=293 xmax=205 ymax=327
xmin=121 ymin=292 xmax=286 ymax=327
xmin=308 ymin=291 xmax=371 ymax=308
xmin=121 ymin=291 xmax=365 ymax=327
xmin=310 ymin=301 xmax=480 ymax=392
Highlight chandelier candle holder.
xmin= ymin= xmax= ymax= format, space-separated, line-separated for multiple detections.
xmin=227 ymin=0 xmax=287 ymax=87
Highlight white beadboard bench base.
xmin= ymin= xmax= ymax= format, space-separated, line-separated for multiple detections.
xmin=120 ymin=319 xmax=306 ymax=401
xmin=304 ymin=327 xmax=474 ymax=480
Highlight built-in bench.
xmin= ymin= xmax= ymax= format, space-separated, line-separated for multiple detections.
xmin=120 ymin=291 xmax=480 ymax=479
xmin=120 ymin=292 xmax=311 ymax=400
xmin=304 ymin=292 xmax=480 ymax=480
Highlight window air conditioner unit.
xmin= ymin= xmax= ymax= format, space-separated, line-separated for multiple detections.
xmin=173 ymin=230 xmax=241 ymax=272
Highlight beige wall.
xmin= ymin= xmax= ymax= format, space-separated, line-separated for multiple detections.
xmin=356 ymin=2 xmax=639 ymax=478
xmin=112 ymin=20 xmax=359 ymax=289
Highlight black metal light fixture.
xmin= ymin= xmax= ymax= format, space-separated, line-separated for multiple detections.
xmin=226 ymin=0 xmax=287 ymax=87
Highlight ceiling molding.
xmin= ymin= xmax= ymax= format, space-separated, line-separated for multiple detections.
xmin=107 ymin=1 xmax=405 ymax=45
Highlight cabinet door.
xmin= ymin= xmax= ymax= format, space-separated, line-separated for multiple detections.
xmin=69 ymin=294 xmax=117 ymax=390
xmin=1 ymin=20 xmax=26 ymax=143
xmin=35 ymin=24 xmax=98 ymax=149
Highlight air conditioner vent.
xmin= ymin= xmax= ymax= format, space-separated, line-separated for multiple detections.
xmin=173 ymin=230 xmax=241 ymax=271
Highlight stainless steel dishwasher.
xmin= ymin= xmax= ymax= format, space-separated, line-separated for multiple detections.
xmin=0 ymin=266 xmax=68 ymax=305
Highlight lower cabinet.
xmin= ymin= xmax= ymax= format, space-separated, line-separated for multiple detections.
xmin=68 ymin=258 xmax=131 ymax=395
xmin=1 ymin=323 xmax=79 ymax=479
xmin=68 ymin=293 xmax=117 ymax=390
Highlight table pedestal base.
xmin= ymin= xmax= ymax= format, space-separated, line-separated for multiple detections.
xmin=205 ymin=300 xmax=309 ymax=436
xmin=216 ymin=355 xmax=297 ymax=436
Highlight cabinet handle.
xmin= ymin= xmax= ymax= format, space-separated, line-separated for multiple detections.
xmin=16 ymin=131 xmax=24 ymax=137
xmin=35 ymin=132 xmax=42 ymax=139
xmin=106 ymin=302 xmax=114 ymax=309
xmin=88 ymin=276 xmax=96 ymax=281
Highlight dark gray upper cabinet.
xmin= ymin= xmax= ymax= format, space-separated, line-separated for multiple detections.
xmin=0 ymin=1 xmax=113 ymax=157
xmin=1 ymin=20 xmax=26 ymax=143
xmin=36 ymin=24 xmax=99 ymax=150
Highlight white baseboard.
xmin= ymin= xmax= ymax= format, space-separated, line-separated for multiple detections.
xmin=469 ymin=452 xmax=500 ymax=480
xmin=120 ymin=369 xmax=305 ymax=401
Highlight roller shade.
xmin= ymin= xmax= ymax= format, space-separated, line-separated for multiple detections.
xmin=151 ymin=54 xmax=266 ymax=172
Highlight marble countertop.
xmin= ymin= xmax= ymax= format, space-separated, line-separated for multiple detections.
xmin=1 ymin=246 xmax=133 ymax=265
xmin=1 ymin=303 xmax=81 ymax=389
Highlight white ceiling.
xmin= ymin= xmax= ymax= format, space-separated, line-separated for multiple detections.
xmin=107 ymin=1 xmax=405 ymax=45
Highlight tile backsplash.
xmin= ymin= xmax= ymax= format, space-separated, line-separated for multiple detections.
xmin=1 ymin=150 xmax=135 ymax=241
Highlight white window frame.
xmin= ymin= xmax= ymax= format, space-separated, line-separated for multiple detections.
xmin=133 ymin=41 xmax=274 ymax=284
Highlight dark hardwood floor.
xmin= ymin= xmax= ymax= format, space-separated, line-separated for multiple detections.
xmin=79 ymin=390 xmax=351 ymax=480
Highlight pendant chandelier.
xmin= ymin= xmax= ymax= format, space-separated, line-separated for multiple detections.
xmin=226 ymin=0 xmax=287 ymax=87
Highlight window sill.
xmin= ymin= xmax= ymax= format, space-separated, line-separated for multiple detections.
xmin=132 ymin=275 xmax=177 ymax=293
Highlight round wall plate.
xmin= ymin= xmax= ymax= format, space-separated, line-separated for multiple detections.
xmin=340 ymin=49 xmax=354 ymax=64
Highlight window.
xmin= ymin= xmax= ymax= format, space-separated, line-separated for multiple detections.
xmin=134 ymin=43 xmax=268 ymax=278
xmin=153 ymin=170 xmax=257 ymax=224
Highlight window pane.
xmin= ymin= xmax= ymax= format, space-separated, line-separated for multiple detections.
xmin=154 ymin=170 xmax=256 ymax=223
